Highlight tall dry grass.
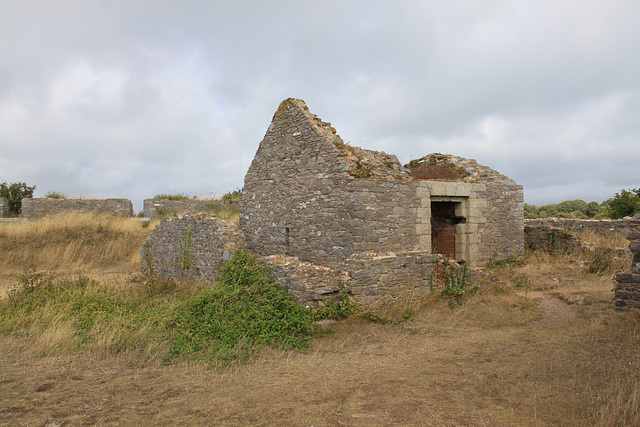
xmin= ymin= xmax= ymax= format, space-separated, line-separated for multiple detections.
xmin=0 ymin=213 xmax=157 ymax=278
xmin=575 ymin=229 xmax=630 ymax=249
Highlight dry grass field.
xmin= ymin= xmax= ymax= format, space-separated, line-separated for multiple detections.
xmin=0 ymin=215 xmax=639 ymax=426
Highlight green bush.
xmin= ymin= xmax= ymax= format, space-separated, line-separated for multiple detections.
xmin=166 ymin=250 xmax=315 ymax=365
xmin=0 ymin=181 xmax=36 ymax=216
xmin=606 ymin=189 xmax=640 ymax=219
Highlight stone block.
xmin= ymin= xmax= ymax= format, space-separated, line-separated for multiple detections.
xmin=455 ymin=184 xmax=471 ymax=197
xmin=416 ymin=207 xmax=430 ymax=218
xmin=426 ymin=182 xmax=445 ymax=196
xmin=415 ymin=223 xmax=430 ymax=235
xmin=416 ymin=183 xmax=430 ymax=198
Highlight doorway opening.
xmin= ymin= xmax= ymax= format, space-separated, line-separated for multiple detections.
xmin=431 ymin=201 xmax=465 ymax=259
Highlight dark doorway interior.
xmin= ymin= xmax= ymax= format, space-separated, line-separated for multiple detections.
xmin=431 ymin=201 xmax=464 ymax=258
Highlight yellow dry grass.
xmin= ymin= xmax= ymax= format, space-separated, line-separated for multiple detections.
xmin=0 ymin=213 xmax=158 ymax=297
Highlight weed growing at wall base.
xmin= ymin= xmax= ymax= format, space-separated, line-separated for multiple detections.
xmin=439 ymin=264 xmax=477 ymax=308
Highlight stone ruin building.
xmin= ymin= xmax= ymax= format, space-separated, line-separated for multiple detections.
xmin=241 ymin=98 xmax=523 ymax=267
xmin=143 ymin=98 xmax=524 ymax=308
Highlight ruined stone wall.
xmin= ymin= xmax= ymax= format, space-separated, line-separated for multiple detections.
xmin=446 ymin=156 xmax=524 ymax=262
xmin=344 ymin=251 xmax=436 ymax=307
xmin=524 ymin=225 xmax=580 ymax=254
xmin=525 ymin=218 xmax=632 ymax=236
xmin=260 ymin=250 xmax=436 ymax=308
xmin=259 ymin=255 xmax=349 ymax=308
xmin=0 ymin=198 xmax=8 ymax=218
xmin=477 ymin=180 xmax=524 ymax=262
xmin=409 ymin=155 xmax=524 ymax=263
xmin=141 ymin=215 xmax=245 ymax=282
xmin=614 ymin=216 xmax=640 ymax=310
xmin=21 ymin=198 xmax=133 ymax=218
xmin=143 ymin=198 xmax=233 ymax=218
xmin=240 ymin=98 xmax=421 ymax=268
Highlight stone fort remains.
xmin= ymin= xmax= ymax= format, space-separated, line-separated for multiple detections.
xmin=5 ymin=99 xmax=636 ymax=309
xmin=142 ymin=98 xmax=524 ymax=307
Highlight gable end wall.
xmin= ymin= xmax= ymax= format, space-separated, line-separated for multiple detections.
xmin=240 ymin=99 xmax=421 ymax=268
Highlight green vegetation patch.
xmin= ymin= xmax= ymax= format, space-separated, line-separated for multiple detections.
xmin=44 ymin=191 xmax=67 ymax=199
xmin=154 ymin=193 xmax=192 ymax=201
xmin=166 ymin=251 xmax=315 ymax=365
xmin=0 ymin=251 xmax=322 ymax=367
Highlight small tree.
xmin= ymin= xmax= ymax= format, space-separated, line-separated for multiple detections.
xmin=0 ymin=182 xmax=36 ymax=216
xmin=606 ymin=189 xmax=640 ymax=219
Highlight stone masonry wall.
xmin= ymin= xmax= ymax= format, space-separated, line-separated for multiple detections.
xmin=141 ymin=215 xmax=245 ymax=282
xmin=524 ymin=225 xmax=580 ymax=254
xmin=0 ymin=198 xmax=7 ymax=218
xmin=437 ymin=155 xmax=524 ymax=263
xmin=21 ymin=198 xmax=133 ymax=218
xmin=614 ymin=215 xmax=640 ymax=310
xmin=260 ymin=250 xmax=436 ymax=308
xmin=409 ymin=154 xmax=524 ymax=263
xmin=259 ymin=255 xmax=350 ymax=308
xmin=343 ymin=251 xmax=436 ymax=307
xmin=525 ymin=218 xmax=633 ymax=236
xmin=241 ymin=99 xmax=524 ymax=269
xmin=241 ymin=98 xmax=421 ymax=269
xmin=143 ymin=198 xmax=234 ymax=218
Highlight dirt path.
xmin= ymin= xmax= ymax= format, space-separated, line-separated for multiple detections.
xmin=516 ymin=291 xmax=576 ymax=329
xmin=0 ymin=293 xmax=605 ymax=426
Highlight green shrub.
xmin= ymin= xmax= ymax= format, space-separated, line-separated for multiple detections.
xmin=0 ymin=181 xmax=36 ymax=216
xmin=0 ymin=257 xmax=319 ymax=367
xmin=606 ymin=189 xmax=640 ymax=219
xmin=166 ymin=251 xmax=315 ymax=365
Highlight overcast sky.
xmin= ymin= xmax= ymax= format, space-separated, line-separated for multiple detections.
xmin=1 ymin=0 xmax=639 ymax=212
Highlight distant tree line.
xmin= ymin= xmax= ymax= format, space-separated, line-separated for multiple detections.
xmin=526 ymin=188 xmax=640 ymax=220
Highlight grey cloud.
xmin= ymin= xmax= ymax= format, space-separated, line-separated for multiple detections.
xmin=1 ymin=1 xmax=639 ymax=211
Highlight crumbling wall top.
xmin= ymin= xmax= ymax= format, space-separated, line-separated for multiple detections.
xmin=406 ymin=153 xmax=516 ymax=185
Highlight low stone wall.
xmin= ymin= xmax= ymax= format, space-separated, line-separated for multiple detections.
xmin=261 ymin=250 xmax=437 ymax=308
xmin=0 ymin=198 xmax=8 ymax=218
xmin=344 ymin=251 xmax=437 ymax=308
xmin=21 ymin=198 xmax=133 ymax=218
xmin=141 ymin=214 xmax=245 ymax=282
xmin=614 ymin=217 xmax=640 ymax=310
xmin=142 ymin=213 xmax=439 ymax=308
xmin=525 ymin=218 xmax=632 ymax=236
xmin=259 ymin=255 xmax=350 ymax=308
xmin=143 ymin=198 xmax=234 ymax=218
xmin=524 ymin=225 xmax=580 ymax=254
